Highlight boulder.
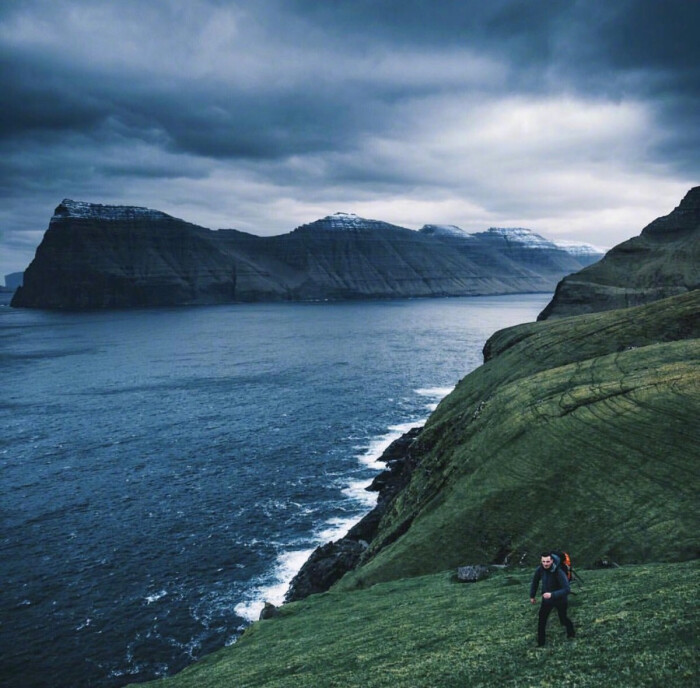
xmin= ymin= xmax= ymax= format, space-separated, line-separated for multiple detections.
xmin=259 ymin=602 xmax=280 ymax=620
xmin=456 ymin=565 xmax=491 ymax=582
xmin=285 ymin=539 xmax=366 ymax=602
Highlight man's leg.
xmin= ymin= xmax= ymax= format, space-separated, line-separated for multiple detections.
xmin=537 ymin=601 xmax=553 ymax=646
xmin=555 ymin=599 xmax=575 ymax=638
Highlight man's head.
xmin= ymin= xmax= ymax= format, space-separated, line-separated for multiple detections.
xmin=540 ymin=553 xmax=554 ymax=569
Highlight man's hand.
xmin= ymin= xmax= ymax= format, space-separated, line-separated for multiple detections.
xmin=543 ymin=592 xmax=552 ymax=600
xmin=530 ymin=598 xmax=536 ymax=604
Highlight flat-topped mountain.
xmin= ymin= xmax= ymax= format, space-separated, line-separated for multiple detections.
xmin=11 ymin=202 xmax=600 ymax=310
xmin=539 ymin=186 xmax=700 ymax=319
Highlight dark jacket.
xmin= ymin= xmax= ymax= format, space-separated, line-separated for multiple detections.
xmin=530 ymin=562 xmax=570 ymax=600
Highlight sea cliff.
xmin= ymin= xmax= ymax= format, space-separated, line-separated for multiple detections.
xmin=12 ymin=201 xmax=599 ymax=310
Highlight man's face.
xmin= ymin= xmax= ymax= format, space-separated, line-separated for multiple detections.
xmin=541 ymin=556 xmax=553 ymax=569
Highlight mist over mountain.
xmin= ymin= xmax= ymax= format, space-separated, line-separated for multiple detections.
xmin=11 ymin=202 xmax=600 ymax=310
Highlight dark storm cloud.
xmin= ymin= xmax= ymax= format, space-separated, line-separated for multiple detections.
xmin=2 ymin=0 xmax=697 ymax=160
xmin=1 ymin=0 xmax=698 ymax=276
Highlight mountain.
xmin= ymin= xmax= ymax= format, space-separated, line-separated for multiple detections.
xmin=325 ymin=290 xmax=699 ymax=593
xmin=11 ymin=202 xmax=598 ymax=310
xmin=538 ymin=186 xmax=700 ymax=320
xmin=554 ymin=239 xmax=608 ymax=263
xmin=4 ymin=271 xmax=23 ymax=289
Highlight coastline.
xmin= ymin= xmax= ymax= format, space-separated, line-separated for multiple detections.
xmin=234 ymin=386 xmax=456 ymax=622
xmin=283 ymin=423 xmax=425 ymax=604
xmin=233 ymin=421 xmax=429 ymax=623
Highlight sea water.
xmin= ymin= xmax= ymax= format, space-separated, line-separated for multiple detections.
xmin=0 ymin=294 xmax=549 ymax=687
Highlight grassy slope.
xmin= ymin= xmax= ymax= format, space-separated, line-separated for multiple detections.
xmin=337 ymin=291 xmax=700 ymax=590
xmin=537 ymin=187 xmax=699 ymax=319
xmin=138 ymin=561 xmax=698 ymax=688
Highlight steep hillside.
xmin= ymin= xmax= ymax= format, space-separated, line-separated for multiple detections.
xmin=539 ymin=186 xmax=700 ymax=319
xmin=333 ymin=291 xmax=699 ymax=590
xmin=12 ymin=202 xmax=596 ymax=310
xmin=134 ymin=561 xmax=698 ymax=688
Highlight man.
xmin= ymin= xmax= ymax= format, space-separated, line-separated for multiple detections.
xmin=529 ymin=551 xmax=575 ymax=647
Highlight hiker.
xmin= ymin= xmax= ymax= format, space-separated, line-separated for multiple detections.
xmin=529 ymin=551 xmax=575 ymax=646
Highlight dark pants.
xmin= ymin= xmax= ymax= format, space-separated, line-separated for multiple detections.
xmin=538 ymin=598 xmax=574 ymax=645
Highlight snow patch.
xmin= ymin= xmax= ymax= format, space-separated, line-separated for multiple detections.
xmin=554 ymin=240 xmax=608 ymax=256
xmin=483 ymin=227 xmax=558 ymax=249
xmin=420 ymin=224 xmax=474 ymax=239
xmin=53 ymin=199 xmax=173 ymax=222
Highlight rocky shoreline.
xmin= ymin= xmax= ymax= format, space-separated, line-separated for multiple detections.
xmin=283 ymin=426 xmax=424 ymax=603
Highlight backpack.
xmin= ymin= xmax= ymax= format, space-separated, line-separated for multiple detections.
xmin=551 ymin=550 xmax=572 ymax=581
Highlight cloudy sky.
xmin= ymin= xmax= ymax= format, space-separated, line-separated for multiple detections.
xmin=1 ymin=0 xmax=698 ymax=276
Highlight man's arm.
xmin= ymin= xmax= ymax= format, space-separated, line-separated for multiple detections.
xmin=529 ymin=567 xmax=541 ymax=601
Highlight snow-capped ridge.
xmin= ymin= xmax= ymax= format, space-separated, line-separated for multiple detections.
xmin=481 ymin=227 xmax=557 ymax=249
xmin=317 ymin=212 xmax=376 ymax=229
xmin=554 ymin=240 xmax=608 ymax=257
xmin=420 ymin=224 xmax=474 ymax=239
xmin=296 ymin=212 xmax=408 ymax=233
xmin=53 ymin=199 xmax=173 ymax=222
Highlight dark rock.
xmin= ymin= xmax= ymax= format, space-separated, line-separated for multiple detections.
xmin=12 ymin=201 xmax=596 ymax=310
xmin=366 ymin=427 xmax=422 ymax=500
xmin=539 ymin=186 xmax=700 ymax=320
xmin=456 ymin=565 xmax=491 ymax=582
xmin=284 ymin=426 xmax=424 ymax=602
xmin=285 ymin=539 xmax=366 ymax=603
xmin=259 ymin=602 xmax=280 ymax=620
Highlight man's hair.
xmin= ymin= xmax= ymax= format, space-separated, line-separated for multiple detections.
xmin=540 ymin=551 xmax=552 ymax=558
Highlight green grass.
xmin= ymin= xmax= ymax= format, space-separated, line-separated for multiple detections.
xmin=135 ymin=561 xmax=698 ymax=687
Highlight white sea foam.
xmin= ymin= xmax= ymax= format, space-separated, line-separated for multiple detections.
xmin=145 ymin=590 xmax=167 ymax=604
xmin=342 ymin=478 xmax=377 ymax=508
xmin=317 ymin=515 xmax=363 ymax=542
xmin=235 ymin=387 xmax=451 ymax=625
xmin=234 ymin=547 xmax=315 ymax=622
xmin=415 ymin=386 xmax=454 ymax=411
xmin=357 ymin=421 xmax=420 ymax=467
xmin=415 ymin=386 xmax=455 ymax=398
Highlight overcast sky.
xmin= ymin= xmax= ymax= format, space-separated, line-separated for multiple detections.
xmin=1 ymin=0 xmax=698 ymax=276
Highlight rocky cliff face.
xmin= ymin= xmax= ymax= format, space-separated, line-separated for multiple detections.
xmin=11 ymin=200 xmax=240 ymax=309
xmin=12 ymin=202 xmax=599 ymax=310
xmin=538 ymin=186 xmax=700 ymax=320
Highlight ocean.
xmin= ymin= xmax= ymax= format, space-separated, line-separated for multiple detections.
xmin=0 ymin=294 xmax=550 ymax=687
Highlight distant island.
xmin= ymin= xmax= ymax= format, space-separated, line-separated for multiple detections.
xmin=11 ymin=200 xmax=603 ymax=310
xmin=3 ymin=271 xmax=23 ymax=290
